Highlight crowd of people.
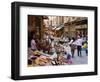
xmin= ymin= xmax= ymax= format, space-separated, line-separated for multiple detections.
xmin=28 ymin=31 xmax=88 ymax=66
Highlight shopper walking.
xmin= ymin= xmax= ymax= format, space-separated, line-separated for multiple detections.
xmin=86 ymin=41 xmax=88 ymax=56
xmin=69 ymin=37 xmax=76 ymax=58
xmin=76 ymin=36 xmax=83 ymax=57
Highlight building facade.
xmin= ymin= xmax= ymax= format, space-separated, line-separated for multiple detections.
xmin=47 ymin=16 xmax=88 ymax=38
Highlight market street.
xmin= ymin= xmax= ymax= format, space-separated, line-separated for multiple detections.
xmin=28 ymin=15 xmax=88 ymax=66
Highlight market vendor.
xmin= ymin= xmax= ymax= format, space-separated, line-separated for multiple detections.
xmin=31 ymin=35 xmax=37 ymax=51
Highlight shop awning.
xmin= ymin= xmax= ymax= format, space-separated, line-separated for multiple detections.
xmin=55 ymin=24 xmax=64 ymax=30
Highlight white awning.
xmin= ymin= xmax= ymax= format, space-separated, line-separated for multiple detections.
xmin=55 ymin=24 xmax=64 ymax=30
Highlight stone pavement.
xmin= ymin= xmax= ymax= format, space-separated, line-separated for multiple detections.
xmin=71 ymin=49 xmax=88 ymax=65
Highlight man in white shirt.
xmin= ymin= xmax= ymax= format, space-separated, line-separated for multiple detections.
xmin=76 ymin=36 xmax=83 ymax=57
